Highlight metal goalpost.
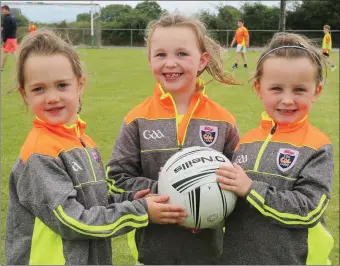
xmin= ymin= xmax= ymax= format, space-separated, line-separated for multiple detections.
xmin=1 ymin=1 xmax=101 ymax=48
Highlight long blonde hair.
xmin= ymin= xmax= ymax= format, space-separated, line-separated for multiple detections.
xmin=145 ymin=12 xmax=238 ymax=86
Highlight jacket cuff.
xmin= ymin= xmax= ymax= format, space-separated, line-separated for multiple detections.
xmin=137 ymin=198 xmax=148 ymax=213
xmin=128 ymin=191 xmax=137 ymax=201
xmin=246 ymin=180 xmax=269 ymax=201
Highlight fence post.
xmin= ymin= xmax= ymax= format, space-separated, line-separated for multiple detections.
xmin=227 ymin=31 xmax=229 ymax=48
xmin=130 ymin=30 xmax=133 ymax=47
xmin=82 ymin=29 xmax=85 ymax=46
xmin=279 ymin=0 xmax=286 ymax=32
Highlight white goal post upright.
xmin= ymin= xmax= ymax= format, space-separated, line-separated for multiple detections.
xmin=91 ymin=0 xmax=94 ymax=48
xmin=89 ymin=0 xmax=100 ymax=48
xmin=1 ymin=1 xmax=101 ymax=48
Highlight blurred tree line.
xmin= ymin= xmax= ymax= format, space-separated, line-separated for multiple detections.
xmin=13 ymin=0 xmax=339 ymax=47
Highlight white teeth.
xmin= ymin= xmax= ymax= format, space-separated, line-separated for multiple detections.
xmin=280 ymin=110 xmax=295 ymax=113
xmin=165 ymin=73 xmax=181 ymax=78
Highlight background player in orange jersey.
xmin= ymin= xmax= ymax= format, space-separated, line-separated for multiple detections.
xmin=28 ymin=21 xmax=37 ymax=33
xmin=230 ymin=19 xmax=249 ymax=69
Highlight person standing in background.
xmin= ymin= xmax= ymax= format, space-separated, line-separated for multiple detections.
xmin=322 ymin=24 xmax=336 ymax=71
xmin=230 ymin=19 xmax=249 ymax=69
xmin=28 ymin=21 xmax=37 ymax=33
xmin=1 ymin=5 xmax=17 ymax=71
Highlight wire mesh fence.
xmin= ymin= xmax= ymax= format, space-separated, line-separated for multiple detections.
xmin=17 ymin=27 xmax=339 ymax=49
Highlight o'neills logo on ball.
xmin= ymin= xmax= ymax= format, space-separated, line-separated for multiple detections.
xmin=277 ymin=148 xmax=299 ymax=172
xmin=174 ymin=155 xmax=226 ymax=173
xmin=200 ymin=126 xmax=218 ymax=147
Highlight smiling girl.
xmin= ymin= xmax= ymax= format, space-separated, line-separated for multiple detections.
xmin=217 ymin=32 xmax=334 ymax=265
xmin=106 ymin=12 xmax=239 ymax=265
xmin=5 ymin=29 xmax=187 ymax=265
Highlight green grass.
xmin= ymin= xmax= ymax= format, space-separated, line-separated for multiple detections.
xmin=1 ymin=48 xmax=339 ymax=265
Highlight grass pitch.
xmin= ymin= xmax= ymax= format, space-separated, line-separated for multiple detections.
xmin=1 ymin=48 xmax=339 ymax=264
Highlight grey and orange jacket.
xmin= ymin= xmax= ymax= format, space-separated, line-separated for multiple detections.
xmin=106 ymin=80 xmax=239 ymax=263
xmin=5 ymin=117 xmax=149 ymax=265
xmin=221 ymin=112 xmax=334 ymax=265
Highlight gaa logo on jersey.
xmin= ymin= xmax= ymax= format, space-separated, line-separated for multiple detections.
xmin=199 ymin=125 xmax=218 ymax=147
xmin=276 ymin=148 xmax=299 ymax=172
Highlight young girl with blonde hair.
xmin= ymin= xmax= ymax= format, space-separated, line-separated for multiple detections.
xmin=217 ymin=32 xmax=334 ymax=265
xmin=106 ymin=12 xmax=239 ymax=265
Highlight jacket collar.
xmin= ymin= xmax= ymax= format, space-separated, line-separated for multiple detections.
xmin=153 ymin=78 xmax=209 ymax=110
xmin=33 ymin=115 xmax=87 ymax=137
xmin=260 ymin=112 xmax=309 ymax=133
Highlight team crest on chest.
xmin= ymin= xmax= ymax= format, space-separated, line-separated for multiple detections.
xmin=276 ymin=148 xmax=299 ymax=172
xmin=199 ymin=125 xmax=218 ymax=147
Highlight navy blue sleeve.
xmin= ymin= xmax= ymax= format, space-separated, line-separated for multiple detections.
xmin=3 ymin=15 xmax=17 ymax=42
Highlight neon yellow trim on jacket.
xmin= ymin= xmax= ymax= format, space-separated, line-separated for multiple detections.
xmin=54 ymin=205 xmax=148 ymax=233
xmin=245 ymin=170 xmax=297 ymax=181
xmin=105 ymin=166 xmax=125 ymax=193
xmin=247 ymin=191 xmax=329 ymax=225
xmin=53 ymin=208 xmax=148 ymax=237
xmin=35 ymin=114 xmax=85 ymax=132
xmin=29 ymin=217 xmax=65 ymax=265
xmin=159 ymin=77 xmax=206 ymax=146
xmin=253 ymin=112 xmax=278 ymax=171
xmin=159 ymin=83 xmax=180 ymax=146
xmin=141 ymin=147 xmax=181 ymax=153
xmin=127 ymin=229 xmax=139 ymax=263
xmin=181 ymin=98 xmax=201 ymax=145
xmin=306 ymin=222 xmax=334 ymax=265
xmin=177 ymin=114 xmax=184 ymax=125
xmin=250 ymin=190 xmax=328 ymax=221
xmin=254 ymin=131 xmax=275 ymax=171
xmin=84 ymin=147 xmax=97 ymax=181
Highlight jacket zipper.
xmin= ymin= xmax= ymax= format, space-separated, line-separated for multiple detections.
xmin=79 ymin=136 xmax=97 ymax=181
xmin=168 ymin=95 xmax=200 ymax=151
xmin=168 ymin=95 xmax=181 ymax=149
xmin=253 ymin=124 xmax=277 ymax=172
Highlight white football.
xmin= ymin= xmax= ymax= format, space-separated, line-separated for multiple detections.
xmin=158 ymin=146 xmax=237 ymax=229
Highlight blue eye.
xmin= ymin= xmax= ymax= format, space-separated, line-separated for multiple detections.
xmin=270 ymin=87 xmax=281 ymax=91
xmin=178 ymin=52 xmax=187 ymax=57
xmin=156 ymin=53 xmax=166 ymax=57
xmin=32 ymin=87 xmax=44 ymax=92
